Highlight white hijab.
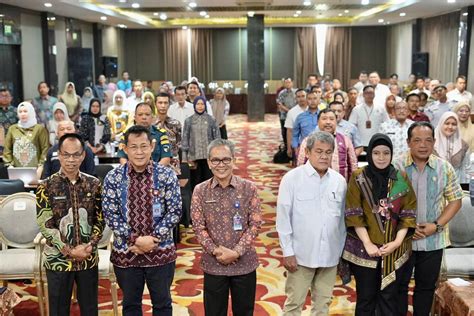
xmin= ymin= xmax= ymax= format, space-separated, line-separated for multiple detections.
xmin=50 ymin=102 xmax=71 ymax=132
xmin=17 ymin=102 xmax=38 ymax=129
xmin=112 ymin=90 xmax=126 ymax=109
xmin=434 ymin=111 xmax=463 ymax=161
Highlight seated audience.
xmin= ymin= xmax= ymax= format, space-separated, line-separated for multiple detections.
xmin=42 ymin=120 xmax=95 ymax=179
xmin=79 ymin=98 xmax=111 ymax=155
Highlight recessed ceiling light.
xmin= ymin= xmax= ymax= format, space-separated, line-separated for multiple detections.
xmin=160 ymin=13 xmax=167 ymax=20
xmin=118 ymin=24 xmax=127 ymax=28
xmin=189 ymin=2 xmax=197 ymax=8
xmin=247 ymin=11 xmax=255 ymax=17
xmin=399 ymin=12 xmax=406 ymax=17
xmin=199 ymin=11 xmax=207 ymax=16
xmin=303 ymin=1 xmax=311 ymax=6
xmin=447 ymin=0 xmax=455 ymax=3
xmin=296 ymin=10 xmax=302 ymax=14
xmin=463 ymin=12 xmax=468 ymax=16
xmin=182 ymin=26 xmax=188 ymax=30
xmin=338 ymin=13 xmax=343 ymax=16
xmin=100 ymin=16 xmax=107 ymax=21
xmin=205 ymin=14 xmax=210 ymax=18
xmin=131 ymin=3 xmax=140 ymax=8
xmin=118 ymin=0 xmax=126 ymax=2
xmin=293 ymin=13 xmax=299 ymax=17
xmin=315 ymin=4 xmax=328 ymax=11
xmin=344 ymin=9 xmax=349 ymax=13
xmin=50 ymin=16 xmax=56 ymax=21
xmin=361 ymin=0 xmax=369 ymax=5
xmin=378 ymin=18 xmax=384 ymax=23
xmin=44 ymin=2 xmax=52 ymax=7
xmin=0 ymin=14 xmax=4 ymax=17
xmin=153 ymin=12 xmax=159 ymax=16
xmin=386 ymin=21 xmax=391 ymax=24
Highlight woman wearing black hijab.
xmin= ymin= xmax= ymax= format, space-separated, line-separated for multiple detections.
xmin=342 ymin=133 xmax=417 ymax=315
xmin=79 ymin=98 xmax=112 ymax=154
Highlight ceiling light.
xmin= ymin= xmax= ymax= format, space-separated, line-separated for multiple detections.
xmin=303 ymin=1 xmax=311 ymax=6
xmin=182 ymin=26 xmax=188 ymax=30
xmin=344 ymin=9 xmax=349 ymax=13
xmin=189 ymin=2 xmax=197 ymax=8
xmin=386 ymin=21 xmax=391 ymax=24
xmin=361 ymin=0 xmax=369 ymax=5
xmin=205 ymin=14 xmax=210 ymax=18
xmin=378 ymin=18 xmax=384 ymax=23
xmin=338 ymin=13 xmax=343 ymax=16
xmin=50 ymin=16 xmax=56 ymax=21
xmin=463 ymin=12 xmax=468 ymax=16
xmin=160 ymin=13 xmax=167 ymax=20
xmin=247 ymin=11 xmax=255 ymax=17
xmin=100 ymin=16 xmax=107 ymax=21
xmin=199 ymin=11 xmax=207 ymax=16
xmin=447 ymin=0 xmax=455 ymax=3
xmin=131 ymin=3 xmax=140 ymax=8
xmin=315 ymin=4 xmax=329 ymax=11
xmin=399 ymin=12 xmax=406 ymax=17
xmin=118 ymin=0 xmax=127 ymax=2
xmin=153 ymin=12 xmax=159 ymax=16
xmin=44 ymin=2 xmax=52 ymax=7
xmin=293 ymin=13 xmax=299 ymax=17
xmin=296 ymin=10 xmax=302 ymax=14
xmin=0 ymin=14 xmax=4 ymax=17
xmin=118 ymin=24 xmax=127 ymax=28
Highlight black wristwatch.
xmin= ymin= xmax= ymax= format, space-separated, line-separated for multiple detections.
xmin=433 ymin=220 xmax=444 ymax=233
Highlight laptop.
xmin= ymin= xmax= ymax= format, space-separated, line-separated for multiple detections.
xmin=7 ymin=167 xmax=39 ymax=186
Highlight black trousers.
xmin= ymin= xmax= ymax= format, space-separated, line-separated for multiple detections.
xmin=203 ymin=270 xmax=257 ymax=316
xmin=397 ymin=249 xmax=443 ymax=316
xmin=190 ymin=159 xmax=213 ymax=191
xmin=280 ymin=119 xmax=287 ymax=147
xmin=350 ymin=261 xmax=405 ymax=316
xmin=219 ymin=125 xmax=228 ymax=140
xmin=114 ymin=262 xmax=175 ymax=316
xmin=46 ymin=266 xmax=98 ymax=316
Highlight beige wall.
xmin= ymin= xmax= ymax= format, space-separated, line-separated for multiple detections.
xmin=54 ymin=18 xmax=68 ymax=93
xmin=20 ymin=12 xmax=44 ymax=100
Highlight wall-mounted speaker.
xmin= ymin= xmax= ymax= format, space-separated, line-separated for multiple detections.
xmin=67 ymin=47 xmax=93 ymax=94
xmin=412 ymin=52 xmax=429 ymax=78
xmin=103 ymin=56 xmax=118 ymax=78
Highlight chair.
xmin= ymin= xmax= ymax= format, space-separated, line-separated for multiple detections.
xmin=42 ymin=225 xmax=119 ymax=316
xmin=440 ymin=194 xmax=474 ymax=279
xmin=95 ymin=164 xmax=114 ymax=184
xmin=0 ymin=179 xmax=25 ymax=195
xmin=0 ymin=192 xmax=45 ymax=316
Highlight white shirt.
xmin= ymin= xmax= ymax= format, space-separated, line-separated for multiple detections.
xmin=409 ymin=88 xmax=431 ymax=97
xmin=425 ymin=100 xmax=455 ymax=127
xmin=373 ymin=83 xmax=391 ymax=108
xmin=276 ymin=162 xmax=347 ymax=268
xmin=379 ymin=119 xmax=414 ymax=161
xmin=168 ymin=101 xmax=194 ymax=130
xmin=284 ymin=105 xmax=307 ymax=129
xmin=349 ymin=102 xmax=389 ymax=147
xmin=447 ymin=88 xmax=473 ymax=105
xmin=125 ymin=95 xmax=142 ymax=113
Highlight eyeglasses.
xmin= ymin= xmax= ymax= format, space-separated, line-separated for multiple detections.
xmin=209 ymin=157 xmax=233 ymax=166
xmin=127 ymin=144 xmax=152 ymax=153
xmin=60 ymin=151 xmax=84 ymax=160
xmin=313 ymin=150 xmax=334 ymax=158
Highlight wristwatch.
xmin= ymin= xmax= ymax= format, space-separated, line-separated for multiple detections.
xmin=433 ymin=220 xmax=444 ymax=233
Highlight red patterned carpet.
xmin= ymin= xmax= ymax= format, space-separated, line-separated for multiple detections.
xmin=10 ymin=114 xmax=413 ymax=315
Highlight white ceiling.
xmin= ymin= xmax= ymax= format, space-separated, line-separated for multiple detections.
xmin=0 ymin=0 xmax=471 ymax=28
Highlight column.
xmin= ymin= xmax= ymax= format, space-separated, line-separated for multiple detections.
xmin=247 ymin=14 xmax=265 ymax=122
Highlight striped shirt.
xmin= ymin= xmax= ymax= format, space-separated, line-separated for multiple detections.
xmin=394 ymin=153 xmax=463 ymax=251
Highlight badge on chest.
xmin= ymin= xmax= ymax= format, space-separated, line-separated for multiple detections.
xmin=233 ymin=200 xmax=242 ymax=231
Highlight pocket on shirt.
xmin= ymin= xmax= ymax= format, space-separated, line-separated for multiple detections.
xmin=328 ymin=194 xmax=343 ymax=217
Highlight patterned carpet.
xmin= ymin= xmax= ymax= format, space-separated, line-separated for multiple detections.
xmin=12 ymin=114 xmax=371 ymax=315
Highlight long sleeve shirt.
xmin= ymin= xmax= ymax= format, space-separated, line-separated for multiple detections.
xmin=102 ymin=161 xmax=182 ymax=268
xmin=36 ymin=171 xmax=104 ymax=271
xmin=3 ymin=124 xmax=49 ymax=167
xmin=31 ymin=95 xmax=58 ymax=126
xmin=191 ymin=176 xmax=262 ymax=276
xmin=182 ymin=113 xmax=220 ymax=161
xmin=291 ymin=110 xmax=319 ymax=149
xmin=276 ymin=162 xmax=347 ymax=268
xmin=348 ymin=103 xmax=388 ymax=147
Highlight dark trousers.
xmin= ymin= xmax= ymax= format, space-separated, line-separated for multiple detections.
xmin=114 ymin=262 xmax=175 ymax=316
xmin=350 ymin=261 xmax=404 ymax=316
xmin=46 ymin=266 xmax=98 ymax=316
xmin=280 ymin=119 xmax=287 ymax=147
xmin=203 ymin=270 xmax=256 ymax=316
xmin=190 ymin=159 xmax=213 ymax=191
xmin=397 ymin=249 xmax=443 ymax=316
xmin=219 ymin=125 xmax=228 ymax=140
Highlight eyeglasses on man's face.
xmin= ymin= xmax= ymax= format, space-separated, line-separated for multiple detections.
xmin=209 ymin=157 xmax=233 ymax=166
xmin=59 ymin=151 xmax=84 ymax=160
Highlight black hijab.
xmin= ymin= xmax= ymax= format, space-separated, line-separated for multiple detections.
xmin=88 ymin=98 xmax=102 ymax=118
xmin=366 ymin=133 xmax=398 ymax=202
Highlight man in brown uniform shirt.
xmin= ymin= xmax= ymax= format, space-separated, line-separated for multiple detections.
xmin=191 ymin=139 xmax=262 ymax=316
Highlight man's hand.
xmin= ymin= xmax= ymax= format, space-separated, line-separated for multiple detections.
xmin=214 ymin=246 xmax=239 ymax=265
xmin=286 ymin=147 xmax=292 ymax=158
xmin=414 ymin=223 xmax=437 ymax=239
xmin=70 ymin=244 xmax=92 ymax=261
xmin=283 ymin=255 xmax=298 ymax=272
xmin=134 ymin=236 xmax=159 ymax=253
xmin=129 ymin=245 xmax=145 ymax=255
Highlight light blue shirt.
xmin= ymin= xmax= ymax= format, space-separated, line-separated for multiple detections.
xmin=292 ymin=110 xmax=319 ymax=148
xmin=117 ymin=80 xmax=132 ymax=93
xmin=337 ymin=119 xmax=362 ymax=149
xmin=276 ymin=162 xmax=347 ymax=268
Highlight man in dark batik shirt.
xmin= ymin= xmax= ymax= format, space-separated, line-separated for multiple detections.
xmin=37 ymin=133 xmax=104 ymax=316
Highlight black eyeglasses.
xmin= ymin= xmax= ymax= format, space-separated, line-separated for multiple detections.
xmin=209 ymin=157 xmax=233 ymax=166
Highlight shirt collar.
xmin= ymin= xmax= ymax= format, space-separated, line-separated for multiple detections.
xmin=127 ymin=161 xmax=153 ymax=176
xmin=210 ymin=175 xmax=238 ymax=189
xmin=404 ymin=152 xmax=437 ymax=169
xmin=58 ymin=169 xmax=84 ymax=182
xmin=303 ymin=160 xmax=330 ymax=178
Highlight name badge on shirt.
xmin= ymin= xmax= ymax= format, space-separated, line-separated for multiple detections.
xmin=152 ymin=196 xmax=162 ymax=218
xmin=233 ymin=213 xmax=243 ymax=231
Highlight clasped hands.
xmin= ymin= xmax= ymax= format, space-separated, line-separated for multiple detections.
xmin=213 ymin=246 xmax=239 ymax=265
xmin=129 ymin=236 xmax=160 ymax=255
xmin=70 ymin=243 xmax=93 ymax=261
xmin=363 ymin=240 xmax=401 ymax=258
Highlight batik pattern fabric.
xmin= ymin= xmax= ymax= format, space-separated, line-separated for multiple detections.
xmin=342 ymin=167 xmax=417 ymax=289
xmin=36 ymin=172 xmax=104 ymax=271
xmin=157 ymin=116 xmax=182 ymax=174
